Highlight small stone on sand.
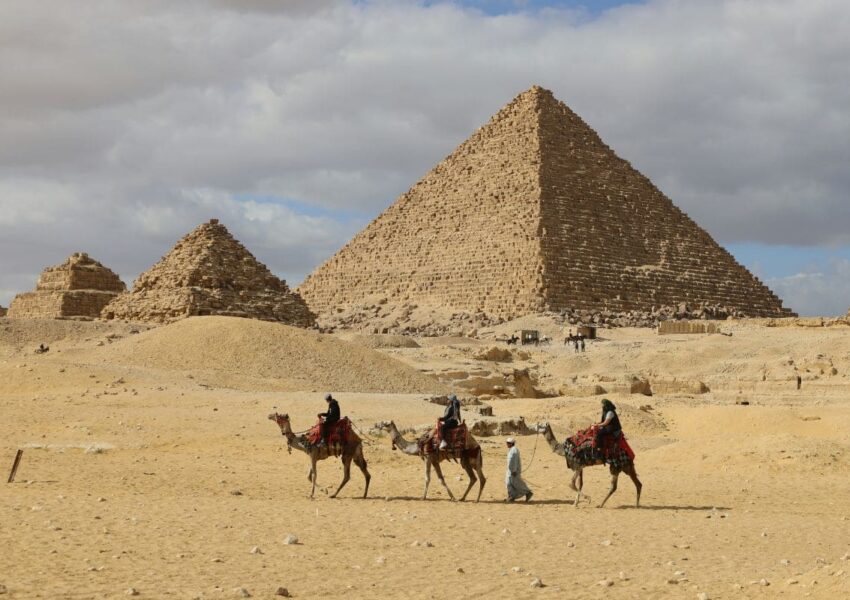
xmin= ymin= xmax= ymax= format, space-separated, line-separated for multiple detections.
xmin=283 ymin=534 xmax=298 ymax=545
xmin=530 ymin=578 xmax=544 ymax=588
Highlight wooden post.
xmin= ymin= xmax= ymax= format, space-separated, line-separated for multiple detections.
xmin=7 ymin=449 xmax=23 ymax=483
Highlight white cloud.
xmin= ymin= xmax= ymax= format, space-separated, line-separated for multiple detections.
xmin=768 ymin=259 xmax=850 ymax=317
xmin=1 ymin=0 xmax=849 ymax=311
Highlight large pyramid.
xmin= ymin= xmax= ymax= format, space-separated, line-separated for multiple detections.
xmin=298 ymin=86 xmax=793 ymax=322
xmin=8 ymin=252 xmax=126 ymax=319
xmin=102 ymin=219 xmax=315 ymax=326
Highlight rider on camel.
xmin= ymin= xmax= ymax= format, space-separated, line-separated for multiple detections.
xmin=317 ymin=393 xmax=340 ymax=447
xmin=438 ymin=394 xmax=461 ymax=450
xmin=595 ymin=398 xmax=622 ymax=455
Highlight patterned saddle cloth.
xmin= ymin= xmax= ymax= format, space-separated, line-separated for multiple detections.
xmin=565 ymin=425 xmax=635 ymax=469
xmin=306 ymin=417 xmax=352 ymax=452
xmin=420 ymin=421 xmax=469 ymax=456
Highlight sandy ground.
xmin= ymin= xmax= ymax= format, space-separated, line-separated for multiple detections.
xmin=1 ymin=317 xmax=849 ymax=599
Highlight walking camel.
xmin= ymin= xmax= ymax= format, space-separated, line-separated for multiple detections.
xmin=536 ymin=422 xmax=642 ymax=508
xmin=375 ymin=420 xmax=486 ymax=502
xmin=268 ymin=413 xmax=371 ymax=499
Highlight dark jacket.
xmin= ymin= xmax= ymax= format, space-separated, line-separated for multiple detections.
xmin=321 ymin=399 xmax=340 ymax=423
xmin=599 ymin=408 xmax=622 ymax=436
xmin=442 ymin=398 xmax=461 ymax=423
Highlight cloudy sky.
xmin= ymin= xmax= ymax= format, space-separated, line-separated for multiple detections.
xmin=1 ymin=0 xmax=848 ymax=315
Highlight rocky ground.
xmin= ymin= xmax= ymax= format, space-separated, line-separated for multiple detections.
xmin=1 ymin=315 xmax=849 ymax=599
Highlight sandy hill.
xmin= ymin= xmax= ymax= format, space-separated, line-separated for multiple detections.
xmin=84 ymin=316 xmax=444 ymax=394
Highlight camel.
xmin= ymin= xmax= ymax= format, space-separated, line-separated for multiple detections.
xmin=375 ymin=420 xmax=486 ymax=502
xmin=537 ymin=422 xmax=642 ymax=508
xmin=268 ymin=413 xmax=370 ymax=499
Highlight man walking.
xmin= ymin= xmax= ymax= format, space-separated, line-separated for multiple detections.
xmin=505 ymin=438 xmax=533 ymax=502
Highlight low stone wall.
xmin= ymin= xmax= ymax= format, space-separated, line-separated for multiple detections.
xmin=658 ymin=321 xmax=721 ymax=335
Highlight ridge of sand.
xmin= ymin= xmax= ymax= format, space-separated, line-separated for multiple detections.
xmin=82 ymin=316 xmax=444 ymax=394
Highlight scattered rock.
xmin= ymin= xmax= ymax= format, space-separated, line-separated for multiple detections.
xmin=375 ymin=556 xmax=386 ymax=565
xmin=456 ymin=568 xmax=465 ymax=574
xmin=230 ymin=490 xmax=243 ymax=496
xmin=250 ymin=546 xmax=262 ymax=555
xmin=697 ymin=593 xmax=709 ymax=600
xmin=274 ymin=588 xmax=290 ymax=597
xmin=125 ymin=589 xmax=139 ymax=596
xmin=530 ymin=578 xmax=544 ymax=588
xmin=598 ymin=579 xmax=613 ymax=587
xmin=234 ymin=587 xmax=251 ymax=598
xmin=283 ymin=534 xmax=299 ymax=545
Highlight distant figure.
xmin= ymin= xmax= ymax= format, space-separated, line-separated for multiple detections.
xmin=505 ymin=438 xmax=532 ymax=502
xmin=35 ymin=343 xmax=49 ymax=354
xmin=796 ymin=375 xmax=802 ymax=390
xmin=573 ymin=337 xmax=580 ymax=353
xmin=580 ymin=336 xmax=586 ymax=353
xmin=439 ymin=394 xmax=461 ymax=450
xmin=317 ymin=393 xmax=340 ymax=447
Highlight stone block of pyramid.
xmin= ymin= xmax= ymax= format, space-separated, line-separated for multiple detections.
xmin=8 ymin=252 xmax=126 ymax=319
xmin=298 ymin=86 xmax=794 ymax=322
xmin=102 ymin=219 xmax=315 ymax=326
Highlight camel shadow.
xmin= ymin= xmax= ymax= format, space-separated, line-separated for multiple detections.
xmin=615 ymin=505 xmax=731 ymax=511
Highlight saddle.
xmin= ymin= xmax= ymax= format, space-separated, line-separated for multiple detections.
xmin=306 ymin=417 xmax=352 ymax=454
xmin=419 ymin=421 xmax=469 ymax=457
xmin=565 ymin=425 xmax=635 ymax=469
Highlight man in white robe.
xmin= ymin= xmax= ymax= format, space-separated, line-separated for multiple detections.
xmin=505 ymin=438 xmax=533 ymax=502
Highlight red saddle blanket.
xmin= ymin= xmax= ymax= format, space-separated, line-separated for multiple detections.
xmin=421 ymin=421 xmax=468 ymax=455
xmin=306 ymin=417 xmax=352 ymax=446
xmin=567 ymin=425 xmax=635 ymax=462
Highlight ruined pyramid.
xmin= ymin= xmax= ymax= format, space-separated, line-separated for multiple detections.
xmin=8 ymin=252 xmax=126 ymax=319
xmin=102 ymin=219 xmax=315 ymax=326
xmin=298 ymin=86 xmax=793 ymax=324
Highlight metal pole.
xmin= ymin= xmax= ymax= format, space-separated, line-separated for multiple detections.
xmin=7 ymin=449 xmax=23 ymax=483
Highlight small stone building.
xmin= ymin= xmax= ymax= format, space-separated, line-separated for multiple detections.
xmin=7 ymin=253 xmax=126 ymax=319
xmin=0 ymin=305 xmax=7 ymax=317
xmin=102 ymin=219 xmax=315 ymax=327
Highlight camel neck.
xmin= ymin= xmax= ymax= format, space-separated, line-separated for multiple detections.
xmin=389 ymin=425 xmax=421 ymax=455
xmin=543 ymin=424 xmax=564 ymax=456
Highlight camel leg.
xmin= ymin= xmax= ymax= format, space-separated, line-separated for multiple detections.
xmin=625 ymin=463 xmax=642 ymax=507
xmin=599 ymin=468 xmax=619 ymax=508
xmin=571 ymin=470 xmax=583 ymax=507
xmin=353 ymin=447 xmax=371 ymax=499
xmin=423 ymin=460 xmax=432 ymax=500
xmin=474 ymin=458 xmax=486 ymax=503
xmin=330 ymin=454 xmax=352 ymax=499
xmin=310 ymin=455 xmax=318 ymax=499
xmin=432 ymin=460 xmax=455 ymax=501
xmin=459 ymin=457 xmax=477 ymax=502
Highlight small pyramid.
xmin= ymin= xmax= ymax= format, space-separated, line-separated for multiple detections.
xmin=7 ymin=253 xmax=126 ymax=319
xmin=298 ymin=86 xmax=794 ymax=323
xmin=102 ymin=219 xmax=315 ymax=326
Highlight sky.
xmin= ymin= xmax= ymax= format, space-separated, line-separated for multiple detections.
xmin=1 ymin=0 xmax=848 ymax=316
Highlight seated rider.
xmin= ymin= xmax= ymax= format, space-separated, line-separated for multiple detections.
xmin=438 ymin=394 xmax=462 ymax=450
xmin=317 ymin=393 xmax=340 ymax=447
xmin=595 ymin=398 xmax=622 ymax=451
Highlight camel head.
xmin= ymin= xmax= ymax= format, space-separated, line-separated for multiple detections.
xmin=268 ymin=412 xmax=292 ymax=434
xmin=536 ymin=422 xmax=550 ymax=434
xmin=374 ymin=420 xmax=398 ymax=450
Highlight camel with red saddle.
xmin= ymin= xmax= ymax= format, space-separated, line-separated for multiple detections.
xmin=375 ymin=420 xmax=486 ymax=502
xmin=537 ymin=422 xmax=642 ymax=508
xmin=268 ymin=413 xmax=371 ymax=499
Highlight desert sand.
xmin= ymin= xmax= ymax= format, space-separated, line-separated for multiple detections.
xmin=1 ymin=315 xmax=849 ymax=599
